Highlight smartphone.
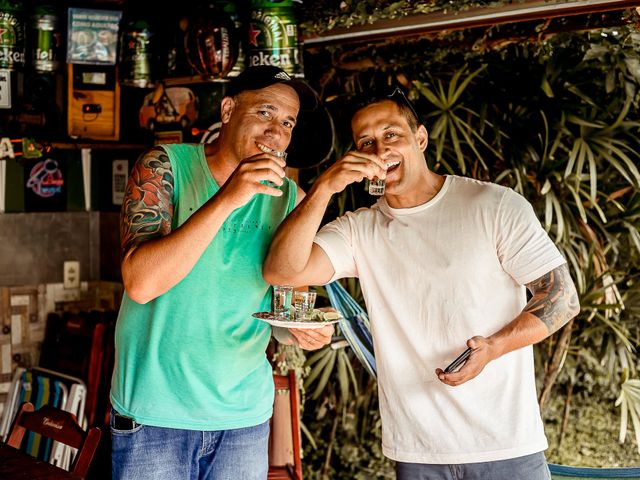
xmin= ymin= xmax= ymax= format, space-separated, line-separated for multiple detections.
xmin=444 ymin=347 xmax=473 ymax=374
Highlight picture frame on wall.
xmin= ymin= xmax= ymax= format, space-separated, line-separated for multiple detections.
xmin=67 ymin=8 xmax=122 ymax=65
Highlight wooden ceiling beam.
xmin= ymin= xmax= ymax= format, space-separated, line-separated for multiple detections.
xmin=302 ymin=0 xmax=640 ymax=47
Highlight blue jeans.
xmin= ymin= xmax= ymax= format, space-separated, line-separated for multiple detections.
xmin=111 ymin=410 xmax=269 ymax=480
xmin=396 ymin=452 xmax=551 ymax=480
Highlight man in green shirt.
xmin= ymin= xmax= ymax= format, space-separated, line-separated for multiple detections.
xmin=110 ymin=66 xmax=334 ymax=480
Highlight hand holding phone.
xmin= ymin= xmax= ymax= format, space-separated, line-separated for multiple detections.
xmin=444 ymin=347 xmax=473 ymax=374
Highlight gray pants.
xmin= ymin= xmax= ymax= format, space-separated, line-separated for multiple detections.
xmin=396 ymin=452 xmax=551 ymax=480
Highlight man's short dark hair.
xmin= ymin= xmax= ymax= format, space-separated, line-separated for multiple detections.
xmin=350 ymin=87 xmax=420 ymax=133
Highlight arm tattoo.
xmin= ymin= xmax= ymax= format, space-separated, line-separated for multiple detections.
xmin=524 ymin=263 xmax=580 ymax=334
xmin=120 ymin=149 xmax=174 ymax=257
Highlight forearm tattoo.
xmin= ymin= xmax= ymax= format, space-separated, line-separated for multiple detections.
xmin=524 ymin=264 xmax=580 ymax=334
xmin=120 ymin=149 xmax=174 ymax=257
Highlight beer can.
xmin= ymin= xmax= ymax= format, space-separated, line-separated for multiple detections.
xmin=31 ymin=6 xmax=61 ymax=73
xmin=119 ymin=19 xmax=154 ymax=88
xmin=0 ymin=0 xmax=25 ymax=70
xmin=248 ymin=0 xmax=303 ymax=78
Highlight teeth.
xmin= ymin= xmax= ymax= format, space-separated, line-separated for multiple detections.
xmin=386 ymin=161 xmax=400 ymax=168
xmin=257 ymin=143 xmax=286 ymax=158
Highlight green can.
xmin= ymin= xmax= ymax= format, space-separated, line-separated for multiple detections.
xmin=0 ymin=0 xmax=25 ymax=70
xmin=248 ymin=0 xmax=302 ymax=77
xmin=119 ymin=19 xmax=154 ymax=88
xmin=31 ymin=6 xmax=61 ymax=73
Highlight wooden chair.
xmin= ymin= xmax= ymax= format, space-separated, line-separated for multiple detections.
xmin=7 ymin=402 xmax=101 ymax=478
xmin=40 ymin=311 xmax=107 ymax=426
xmin=268 ymin=371 xmax=303 ymax=480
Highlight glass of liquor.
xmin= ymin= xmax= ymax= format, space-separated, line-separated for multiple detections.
xmin=293 ymin=291 xmax=317 ymax=320
xmin=368 ymin=177 xmax=385 ymax=196
xmin=258 ymin=144 xmax=287 ymax=187
xmin=272 ymin=285 xmax=293 ymax=318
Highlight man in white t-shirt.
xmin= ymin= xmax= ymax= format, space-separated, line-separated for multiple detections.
xmin=263 ymin=87 xmax=580 ymax=479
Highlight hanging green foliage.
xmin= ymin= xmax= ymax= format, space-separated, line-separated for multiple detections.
xmin=290 ymin=19 xmax=640 ymax=478
xmin=299 ymin=0 xmax=524 ymax=35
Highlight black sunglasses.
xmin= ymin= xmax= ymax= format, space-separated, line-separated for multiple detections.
xmin=350 ymin=86 xmax=419 ymax=123
xmin=387 ymin=87 xmax=420 ymax=123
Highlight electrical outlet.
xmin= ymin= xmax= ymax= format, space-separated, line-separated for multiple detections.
xmin=63 ymin=261 xmax=80 ymax=290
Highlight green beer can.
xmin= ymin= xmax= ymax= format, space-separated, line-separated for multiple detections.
xmin=31 ymin=5 xmax=61 ymax=73
xmin=0 ymin=0 xmax=25 ymax=70
xmin=119 ymin=19 xmax=154 ymax=88
xmin=248 ymin=0 xmax=303 ymax=77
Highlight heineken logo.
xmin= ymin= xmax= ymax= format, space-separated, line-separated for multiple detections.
xmin=248 ymin=7 xmax=301 ymax=76
xmin=0 ymin=25 xmax=15 ymax=46
xmin=249 ymin=49 xmax=299 ymax=69
xmin=0 ymin=12 xmax=20 ymax=47
xmin=0 ymin=12 xmax=18 ymax=27
xmin=36 ymin=48 xmax=54 ymax=61
xmin=0 ymin=47 xmax=24 ymax=63
xmin=248 ymin=24 xmax=261 ymax=47
xmin=250 ymin=11 xmax=295 ymax=47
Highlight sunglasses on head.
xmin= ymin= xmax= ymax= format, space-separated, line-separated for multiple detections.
xmin=387 ymin=87 xmax=420 ymax=122
xmin=351 ymin=86 xmax=419 ymax=123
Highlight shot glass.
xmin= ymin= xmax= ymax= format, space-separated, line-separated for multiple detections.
xmin=272 ymin=285 xmax=293 ymax=318
xmin=268 ymin=151 xmax=287 ymax=188
xmin=260 ymin=146 xmax=287 ymax=188
xmin=368 ymin=177 xmax=385 ymax=196
xmin=293 ymin=291 xmax=317 ymax=320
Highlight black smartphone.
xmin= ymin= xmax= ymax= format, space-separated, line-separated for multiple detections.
xmin=444 ymin=347 xmax=473 ymax=374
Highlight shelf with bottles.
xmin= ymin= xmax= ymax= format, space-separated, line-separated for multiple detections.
xmin=0 ymin=137 xmax=149 ymax=160
xmin=50 ymin=141 xmax=150 ymax=151
xmin=160 ymin=76 xmax=232 ymax=88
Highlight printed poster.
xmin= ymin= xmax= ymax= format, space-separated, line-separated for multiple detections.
xmin=67 ymin=8 xmax=121 ymax=65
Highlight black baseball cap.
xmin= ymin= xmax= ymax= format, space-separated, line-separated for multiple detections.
xmin=226 ymin=66 xmax=319 ymax=111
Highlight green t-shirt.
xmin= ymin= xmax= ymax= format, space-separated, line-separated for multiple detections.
xmin=110 ymin=143 xmax=297 ymax=430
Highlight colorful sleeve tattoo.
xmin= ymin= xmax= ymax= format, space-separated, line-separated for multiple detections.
xmin=120 ymin=148 xmax=174 ymax=257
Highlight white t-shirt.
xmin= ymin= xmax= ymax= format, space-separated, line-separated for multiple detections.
xmin=314 ymin=175 xmax=566 ymax=464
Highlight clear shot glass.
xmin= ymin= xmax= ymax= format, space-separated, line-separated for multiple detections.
xmin=293 ymin=290 xmax=317 ymax=320
xmin=368 ymin=177 xmax=385 ymax=196
xmin=272 ymin=285 xmax=293 ymax=318
xmin=262 ymin=148 xmax=287 ymax=188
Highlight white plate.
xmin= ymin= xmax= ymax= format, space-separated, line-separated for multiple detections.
xmin=252 ymin=310 xmax=341 ymax=329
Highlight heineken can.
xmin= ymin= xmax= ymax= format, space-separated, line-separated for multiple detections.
xmin=119 ymin=19 xmax=154 ymax=88
xmin=0 ymin=0 xmax=25 ymax=70
xmin=31 ymin=6 xmax=61 ymax=73
xmin=248 ymin=0 xmax=303 ymax=77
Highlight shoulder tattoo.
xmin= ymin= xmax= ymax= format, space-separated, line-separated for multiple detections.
xmin=120 ymin=149 xmax=174 ymax=256
xmin=524 ymin=263 xmax=580 ymax=334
